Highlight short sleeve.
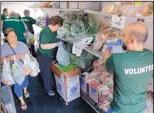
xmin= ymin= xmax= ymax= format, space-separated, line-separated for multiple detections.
xmin=1 ymin=15 xmax=6 ymax=21
xmin=2 ymin=20 xmax=6 ymax=33
xmin=21 ymin=42 xmax=30 ymax=54
xmin=30 ymin=17 xmax=36 ymax=24
xmin=106 ymin=55 xmax=114 ymax=73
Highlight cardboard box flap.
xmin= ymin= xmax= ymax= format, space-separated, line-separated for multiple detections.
xmin=51 ymin=61 xmax=81 ymax=79
xmin=51 ymin=61 xmax=63 ymax=79
xmin=64 ymin=67 xmax=81 ymax=79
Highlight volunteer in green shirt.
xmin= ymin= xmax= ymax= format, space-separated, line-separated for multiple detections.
xmin=22 ymin=9 xmax=36 ymax=34
xmin=37 ymin=16 xmax=64 ymax=96
xmin=105 ymin=22 xmax=153 ymax=113
xmin=2 ymin=11 xmax=26 ymax=44
xmin=22 ymin=9 xmax=37 ymax=57
xmin=1 ymin=8 xmax=8 ymax=21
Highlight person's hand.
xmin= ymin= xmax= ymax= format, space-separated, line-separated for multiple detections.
xmin=56 ymin=41 xmax=63 ymax=47
xmin=103 ymin=48 xmax=112 ymax=64
xmin=2 ymin=79 xmax=10 ymax=85
xmin=24 ymin=69 xmax=32 ymax=76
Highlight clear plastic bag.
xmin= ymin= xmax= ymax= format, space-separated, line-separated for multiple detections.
xmin=26 ymin=31 xmax=35 ymax=44
xmin=1 ymin=59 xmax=15 ymax=85
xmin=107 ymin=39 xmax=124 ymax=54
xmin=57 ymin=27 xmax=68 ymax=38
xmin=25 ymin=54 xmax=40 ymax=77
xmin=56 ymin=46 xmax=70 ymax=66
xmin=12 ymin=56 xmax=26 ymax=85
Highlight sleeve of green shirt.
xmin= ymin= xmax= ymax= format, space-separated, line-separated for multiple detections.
xmin=30 ymin=17 xmax=36 ymax=24
xmin=106 ymin=55 xmax=114 ymax=73
xmin=1 ymin=14 xmax=6 ymax=21
xmin=2 ymin=21 xmax=6 ymax=33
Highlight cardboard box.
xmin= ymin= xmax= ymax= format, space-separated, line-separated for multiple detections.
xmin=80 ymin=76 xmax=88 ymax=94
xmin=51 ymin=61 xmax=81 ymax=103
xmin=54 ymin=75 xmax=80 ymax=103
xmin=68 ymin=2 xmax=79 ymax=9
xmin=60 ymin=2 xmax=68 ymax=9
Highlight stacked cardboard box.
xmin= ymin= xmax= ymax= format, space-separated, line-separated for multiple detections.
xmin=51 ymin=61 xmax=81 ymax=104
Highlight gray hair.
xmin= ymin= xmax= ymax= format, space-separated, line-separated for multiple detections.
xmin=130 ymin=30 xmax=148 ymax=43
xmin=23 ymin=9 xmax=30 ymax=15
xmin=129 ymin=22 xmax=148 ymax=43
xmin=9 ymin=11 xmax=17 ymax=18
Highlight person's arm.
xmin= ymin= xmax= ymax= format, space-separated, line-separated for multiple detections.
xmin=104 ymin=49 xmax=114 ymax=73
xmin=40 ymin=43 xmax=57 ymax=50
xmin=1 ymin=54 xmax=25 ymax=63
xmin=2 ymin=20 xmax=6 ymax=33
xmin=31 ymin=17 xmax=36 ymax=24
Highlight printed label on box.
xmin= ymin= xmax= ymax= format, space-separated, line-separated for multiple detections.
xmin=89 ymin=86 xmax=98 ymax=103
xmin=54 ymin=74 xmax=80 ymax=103
xmin=111 ymin=15 xmax=126 ymax=29
xmin=67 ymin=83 xmax=80 ymax=102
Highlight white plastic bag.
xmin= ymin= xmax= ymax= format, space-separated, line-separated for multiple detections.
xmin=26 ymin=31 xmax=35 ymax=44
xmin=56 ymin=47 xmax=70 ymax=66
xmin=25 ymin=54 xmax=40 ymax=77
xmin=12 ymin=56 xmax=26 ymax=85
xmin=1 ymin=59 xmax=15 ymax=85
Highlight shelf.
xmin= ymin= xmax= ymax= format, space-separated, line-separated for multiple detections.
xmin=59 ymin=9 xmax=80 ymax=11
xmin=84 ymin=10 xmax=111 ymax=17
xmin=84 ymin=10 xmax=153 ymax=22
xmin=58 ymin=37 xmax=103 ymax=59
xmin=85 ymin=46 xmax=103 ymax=59
xmin=81 ymin=90 xmax=105 ymax=113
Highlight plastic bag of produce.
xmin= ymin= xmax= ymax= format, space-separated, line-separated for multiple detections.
xmin=26 ymin=31 xmax=35 ymax=44
xmin=57 ymin=27 xmax=68 ymax=38
xmin=137 ymin=2 xmax=153 ymax=17
xmin=12 ymin=56 xmax=26 ymax=85
xmin=107 ymin=39 xmax=124 ymax=54
xmin=56 ymin=46 xmax=70 ymax=66
xmin=25 ymin=54 xmax=40 ymax=77
xmin=119 ymin=4 xmax=137 ymax=16
xmin=1 ymin=59 xmax=15 ymax=85
xmin=71 ymin=22 xmax=83 ymax=36
xmin=93 ymin=42 xmax=102 ymax=50
xmin=102 ymin=4 xmax=116 ymax=13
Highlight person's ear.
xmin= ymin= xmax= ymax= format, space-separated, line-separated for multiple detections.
xmin=130 ymin=37 xmax=135 ymax=44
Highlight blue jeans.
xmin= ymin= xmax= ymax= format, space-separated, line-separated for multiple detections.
xmin=107 ymin=108 xmax=145 ymax=113
xmin=13 ymin=76 xmax=29 ymax=98
xmin=37 ymin=51 xmax=56 ymax=93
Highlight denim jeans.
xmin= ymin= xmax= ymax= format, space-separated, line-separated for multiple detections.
xmin=13 ymin=76 xmax=29 ymax=98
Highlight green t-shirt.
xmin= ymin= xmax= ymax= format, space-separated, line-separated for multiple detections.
xmin=39 ymin=26 xmax=59 ymax=57
xmin=106 ymin=49 xmax=153 ymax=113
xmin=1 ymin=13 xmax=7 ymax=21
xmin=2 ymin=17 xmax=26 ymax=41
xmin=21 ymin=16 xmax=36 ymax=33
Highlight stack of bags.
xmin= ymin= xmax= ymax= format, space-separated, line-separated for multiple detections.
xmin=83 ymin=59 xmax=114 ymax=112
